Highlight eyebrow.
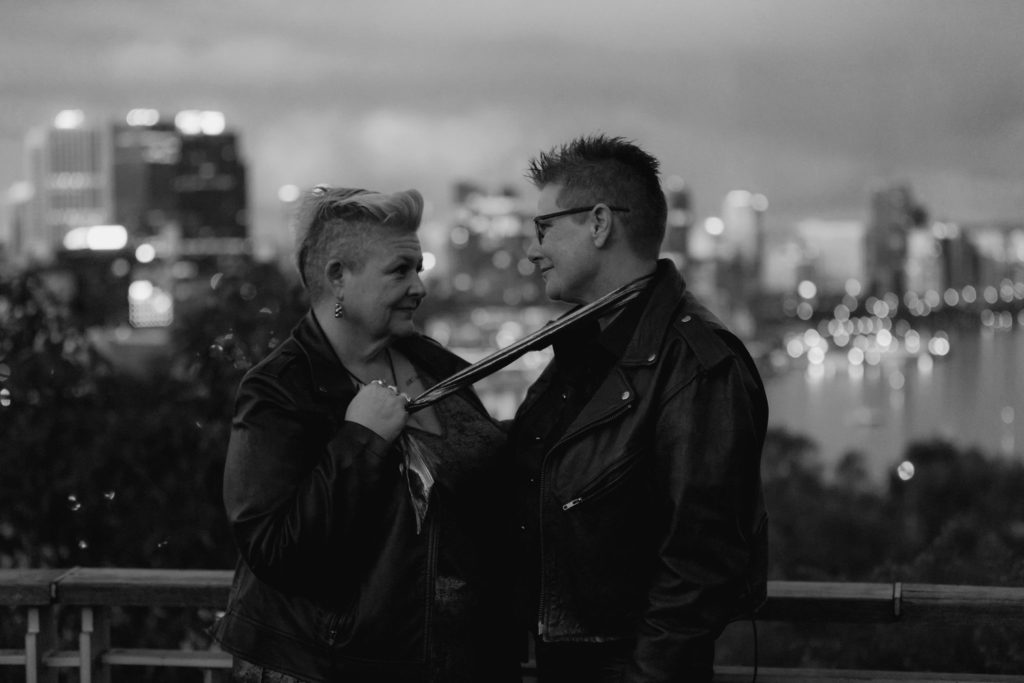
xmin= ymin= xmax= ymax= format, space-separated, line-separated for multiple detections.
xmin=385 ymin=254 xmax=422 ymax=268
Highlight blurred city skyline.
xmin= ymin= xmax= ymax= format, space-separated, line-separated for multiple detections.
xmin=2 ymin=0 xmax=1024 ymax=258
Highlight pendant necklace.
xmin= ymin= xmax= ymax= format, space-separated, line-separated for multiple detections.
xmin=343 ymin=348 xmax=398 ymax=389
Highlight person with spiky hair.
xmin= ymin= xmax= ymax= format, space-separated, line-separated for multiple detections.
xmin=508 ymin=135 xmax=769 ymax=682
xmin=213 ymin=187 xmax=519 ymax=683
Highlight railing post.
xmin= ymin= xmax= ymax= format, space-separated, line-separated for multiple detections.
xmin=79 ymin=606 xmax=111 ymax=683
xmin=25 ymin=606 xmax=58 ymax=683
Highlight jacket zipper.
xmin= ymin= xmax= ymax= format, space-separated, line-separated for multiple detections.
xmin=536 ymin=382 xmax=635 ymax=636
xmin=560 ymin=452 xmax=641 ymax=512
xmin=537 ymin=458 xmax=548 ymax=637
xmin=423 ymin=495 xmax=440 ymax=661
xmin=327 ymin=612 xmax=341 ymax=646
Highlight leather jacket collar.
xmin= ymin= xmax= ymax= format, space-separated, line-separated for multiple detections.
xmin=618 ymin=259 xmax=688 ymax=365
xmin=291 ymin=311 xmax=354 ymax=400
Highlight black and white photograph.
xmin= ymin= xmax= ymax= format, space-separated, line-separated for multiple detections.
xmin=1 ymin=1 xmax=1023 ymax=681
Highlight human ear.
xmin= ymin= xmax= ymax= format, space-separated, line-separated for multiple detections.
xmin=325 ymin=259 xmax=346 ymax=297
xmin=591 ymin=204 xmax=612 ymax=248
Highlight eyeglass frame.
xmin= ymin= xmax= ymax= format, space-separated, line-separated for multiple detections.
xmin=532 ymin=205 xmax=630 ymax=244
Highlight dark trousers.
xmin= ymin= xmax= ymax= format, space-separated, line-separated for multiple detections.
xmin=534 ymin=637 xmax=634 ymax=683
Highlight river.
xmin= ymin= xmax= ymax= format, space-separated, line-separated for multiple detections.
xmin=765 ymin=321 xmax=1024 ymax=484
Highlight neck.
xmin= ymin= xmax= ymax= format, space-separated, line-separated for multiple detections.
xmin=313 ymin=302 xmax=392 ymax=371
xmin=589 ymin=258 xmax=657 ymax=330
xmin=583 ymin=256 xmax=657 ymax=305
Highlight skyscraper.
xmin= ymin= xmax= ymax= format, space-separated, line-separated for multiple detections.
xmin=112 ymin=115 xmax=181 ymax=240
xmin=14 ymin=109 xmax=250 ymax=333
xmin=172 ymin=110 xmax=247 ymax=248
xmin=865 ymin=183 xmax=927 ymax=298
xmin=718 ymin=190 xmax=768 ymax=331
xmin=23 ymin=110 xmax=114 ymax=261
xmin=446 ymin=181 xmax=537 ymax=306
xmin=720 ymin=189 xmax=767 ymax=273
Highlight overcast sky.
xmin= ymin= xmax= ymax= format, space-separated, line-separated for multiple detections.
xmin=2 ymin=0 xmax=1023 ymax=250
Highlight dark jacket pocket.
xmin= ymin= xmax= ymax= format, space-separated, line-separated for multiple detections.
xmin=560 ymin=447 xmax=645 ymax=511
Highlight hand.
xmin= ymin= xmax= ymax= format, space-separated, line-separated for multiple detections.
xmin=345 ymin=380 xmax=410 ymax=443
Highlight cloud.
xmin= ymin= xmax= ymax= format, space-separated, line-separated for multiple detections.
xmin=4 ymin=0 xmax=1024 ymax=241
xmin=246 ymin=106 xmax=529 ymax=207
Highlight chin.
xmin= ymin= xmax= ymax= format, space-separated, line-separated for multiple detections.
xmin=544 ymin=281 xmax=570 ymax=304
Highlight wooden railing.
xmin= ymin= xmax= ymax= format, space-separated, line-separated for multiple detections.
xmin=2 ymin=568 xmax=1023 ymax=682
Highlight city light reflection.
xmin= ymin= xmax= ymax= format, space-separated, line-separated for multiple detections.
xmin=422 ymin=252 xmax=436 ymax=272
xmin=63 ymin=224 xmax=129 ymax=251
xmin=277 ymin=184 xmax=301 ymax=203
xmin=704 ymin=216 xmax=724 ymax=236
xmin=927 ymin=334 xmax=950 ymax=356
xmin=54 ymin=109 xmax=85 ymax=129
xmin=897 ymin=461 xmax=915 ymax=481
xmin=797 ymin=280 xmax=817 ymax=299
xmin=126 ymin=109 xmax=160 ymax=127
xmin=135 ymin=244 xmax=156 ymax=263
xmin=917 ymin=353 xmax=934 ymax=374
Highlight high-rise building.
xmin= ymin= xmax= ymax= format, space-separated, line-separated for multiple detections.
xmin=661 ymin=175 xmax=691 ymax=265
xmin=23 ymin=110 xmax=114 ymax=261
xmin=14 ymin=109 xmax=250 ymax=333
xmin=865 ymin=183 xmax=927 ymax=298
xmin=717 ymin=190 xmax=768 ymax=327
xmin=17 ymin=109 xmax=249 ymax=263
xmin=720 ymin=189 xmax=767 ymax=272
xmin=2 ymin=182 xmax=33 ymax=265
xmin=933 ymin=222 xmax=979 ymax=294
xmin=112 ymin=115 xmax=181 ymax=240
xmin=904 ymin=227 xmax=943 ymax=297
xmin=172 ymin=110 xmax=247 ymax=249
xmin=445 ymin=181 xmax=538 ymax=307
xmin=795 ymin=219 xmax=867 ymax=297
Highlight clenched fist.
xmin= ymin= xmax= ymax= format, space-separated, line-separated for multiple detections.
xmin=345 ymin=380 xmax=410 ymax=442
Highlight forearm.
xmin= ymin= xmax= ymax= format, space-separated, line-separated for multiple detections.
xmin=230 ymin=424 xmax=395 ymax=570
xmin=223 ymin=378 xmax=399 ymax=587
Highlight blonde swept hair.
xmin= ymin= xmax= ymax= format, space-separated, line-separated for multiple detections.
xmin=294 ymin=186 xmax=424 ymax=302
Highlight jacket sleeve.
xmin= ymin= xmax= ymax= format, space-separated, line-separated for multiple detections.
xmin=222 ymin=370 xmax=399 ymax=594
xmin=626 ymin=353 xmax=767 ymax=682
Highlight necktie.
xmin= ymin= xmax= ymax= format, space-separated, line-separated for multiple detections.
xmin=405 ymin=276 xmax=650 ymax=412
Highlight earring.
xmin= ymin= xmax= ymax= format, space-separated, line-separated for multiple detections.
xmin=333 ymin=300 xmax=344 ymax=319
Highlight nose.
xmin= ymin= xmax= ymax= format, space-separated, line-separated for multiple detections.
xmin=408 ymin=272 xmax=426 ymax=299
xmin=527 ymin=239 xmax=543 ymax=264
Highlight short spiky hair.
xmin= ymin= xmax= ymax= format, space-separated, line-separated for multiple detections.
xmin=526 ymin=134 xmax=667 ymax=258
xmin=294 ymin=186 xmax=423 ymax=302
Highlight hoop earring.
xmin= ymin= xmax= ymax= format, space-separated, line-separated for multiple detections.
xmin=333 ymin=300 xmax=344 ymax=319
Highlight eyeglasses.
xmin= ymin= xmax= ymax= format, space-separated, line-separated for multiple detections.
xmin=532 ymin=205 xmax=630 ymax=244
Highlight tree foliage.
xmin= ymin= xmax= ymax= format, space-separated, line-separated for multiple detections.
xmin=0 ymin=260 xmax=305 ymax=572
xmin=726 ymin=427 xmax=1024 ymax=674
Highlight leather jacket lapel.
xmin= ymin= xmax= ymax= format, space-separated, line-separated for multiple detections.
xmin=552 ymin=367 xmax=635 ymax=452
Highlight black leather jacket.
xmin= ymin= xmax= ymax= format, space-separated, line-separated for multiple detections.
xmin=516 ymin=261 xmax=768 ymax=682
xmin=212 ymin=312 xmax=518 ymax=683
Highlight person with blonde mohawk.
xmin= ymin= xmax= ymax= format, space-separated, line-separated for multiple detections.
xmin=214 ymin=187 xmax=518 ymax=683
